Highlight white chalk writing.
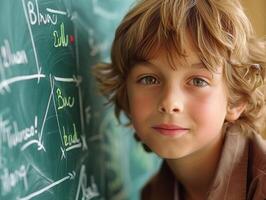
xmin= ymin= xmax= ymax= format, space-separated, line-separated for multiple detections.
xmin=0 ymin=165 xmax=28 ymax=195
xmin=75 ymin=165 xmax=99 ymax=200
xmin=0 ymin=40 xmax=28 ymax=69
xmin=27 ymin=0 xmax=57 ymax=25
xmin=18 ymin=171 xmax=76 ymax=200
xmin=0 ymin=115 xmax=38 ymax=149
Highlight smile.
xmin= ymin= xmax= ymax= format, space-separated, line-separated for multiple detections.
xmin=152 ymin=124 xmax=189 ymax=136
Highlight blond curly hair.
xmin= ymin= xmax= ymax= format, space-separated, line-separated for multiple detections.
xmin=94 ymin=0 xmax=266 ymax=136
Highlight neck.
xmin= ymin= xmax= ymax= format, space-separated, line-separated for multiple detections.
xmin=166 ymin=133 xmax=225 ymax=200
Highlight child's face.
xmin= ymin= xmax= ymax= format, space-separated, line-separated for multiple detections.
xmin=126 ymin=44 xmax=229 ymax=159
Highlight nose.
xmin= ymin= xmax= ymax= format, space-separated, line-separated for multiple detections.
xmin=158 ymin=84 xmax=184 ymax=114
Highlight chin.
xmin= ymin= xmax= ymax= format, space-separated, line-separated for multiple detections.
xmin=152 ymin=148 xmax=189 ymax=159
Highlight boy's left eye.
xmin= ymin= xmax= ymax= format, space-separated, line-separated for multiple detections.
xmin=188 ymin=77 xmax=208 ymax=87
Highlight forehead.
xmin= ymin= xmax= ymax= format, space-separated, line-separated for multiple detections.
xmin=132 ymin=47 xmax=223 ymax=76
xmin=137 ymin=32 xmax=202 ymax=67
xmin=150 ymin=46 xmax=200 ymax=68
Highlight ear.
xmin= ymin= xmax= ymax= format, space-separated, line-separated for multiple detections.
xmin=226 ymin=102 xmax=247 ymax=122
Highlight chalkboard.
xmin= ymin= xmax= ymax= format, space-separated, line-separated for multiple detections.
xmin=0 ymin=0 xmax=161 ymax=200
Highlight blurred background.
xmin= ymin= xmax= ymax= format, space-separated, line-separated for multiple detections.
xmin=242 ymin=0 xmax=266 ymax=137
xmin=242 ymin=0 xmax=266 ymax=37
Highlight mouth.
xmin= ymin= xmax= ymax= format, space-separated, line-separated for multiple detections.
xmin=152 ymin=124 xmax=189 ymax=136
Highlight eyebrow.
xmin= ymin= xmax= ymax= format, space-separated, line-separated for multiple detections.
xmin=134 ymin=60 xmax=214 ymax=79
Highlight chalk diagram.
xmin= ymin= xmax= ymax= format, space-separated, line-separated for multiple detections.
xmin=0 ymin=0 xmax=133 ymax=199
xmin=0 ymin=0 xmax=100 ymax=199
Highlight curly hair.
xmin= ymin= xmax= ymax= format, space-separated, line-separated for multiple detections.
xmin=94 ymin=0 xmax=266 ymax=136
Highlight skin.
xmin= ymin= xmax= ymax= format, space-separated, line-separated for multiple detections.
xmin=126 ymin=38 xmax=245 ymax=199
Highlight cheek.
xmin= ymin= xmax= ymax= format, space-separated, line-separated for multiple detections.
xmin=129 ymin=94 xmax=152 ymax=120
xmin=188 ymin=91 xmax=227 ymax=128
xmin=127 ymin=89 xmax=155 ymax=123
xmin=128 ymin=94 xmax=154 ymax=136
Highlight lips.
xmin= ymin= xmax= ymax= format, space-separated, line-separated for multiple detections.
xmin=152 ymin=124 xmax=189 ymax=136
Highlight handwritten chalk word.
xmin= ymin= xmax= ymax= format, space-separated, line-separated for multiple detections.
xmin=63 ymin=123 xmax=80 ymax=147
xmin=27 ymin=0 xmax=58 ymax=25
xmin=0 ymin=115 xmax=38 ymax=149
xmin=56 ymin=88 xmax=75 ymax=110
xmin=53 ymin=22 xmax=69 ymax=48
xmin=0 ymin=165 xmax=28 ymax=195
xmin=22 ymin=0 xmax=41 ymax=74
xmin=81 ymin=176 xmax=99 ymax=200
xmin=75 ymin=165 xmax=100 ymax=200
xmin=0 ymin=40 xmax=28 ymax=69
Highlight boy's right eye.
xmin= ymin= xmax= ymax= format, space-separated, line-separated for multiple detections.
xmin=137 ymin=75 xmax=160 ymax=85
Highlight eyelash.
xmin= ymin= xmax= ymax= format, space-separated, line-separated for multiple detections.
xmin=137 ymin=75 xmax=160 ymax=85
xmin=188 ymin=77 xmax=209 ymax=87
xmin=137 ymin=75 xmax=209 ymax=87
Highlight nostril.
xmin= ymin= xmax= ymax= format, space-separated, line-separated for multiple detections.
xmin=158 ymin=104 xmax=181 ymax=113
xmin=173 ymin=108 xmax=179 ymax=112
xmin=158 ymin=106 xmax=166 ymax=113
xmin=159 ymin=106 xmax=180 ymax=113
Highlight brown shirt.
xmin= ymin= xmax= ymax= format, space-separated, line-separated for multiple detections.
xmin=141 ymin=129 xmax=266 ymax=200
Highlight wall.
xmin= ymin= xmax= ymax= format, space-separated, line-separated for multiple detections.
xmin=242 ymin=0 xmax=266 ymax=37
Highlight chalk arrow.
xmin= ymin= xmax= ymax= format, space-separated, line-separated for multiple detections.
xmin=21 ymin=140 xmax=46 ymax=152
xmin=37 ymin=142 xmax=46 ymax=151
xmin=68 ymin=171 xmax=76 ymax=180
xmin=66 ymin=9 xmax=71 ymax=18
xmin=81 ymin=135 xmax=88 ymax=151
xmin=60 ymin=146 xmax=66 ymax=160
xmin=37 ymin=67 xmax=43 ymax=83
xmin=0 ymin=79 xmax=11 ymax=94
xmin=0 ymin=73 xmax=46 ymax=94
xmin=17 ymin=170 xmax=76 ymax=200
xmin=73 ymin=75 xmax=82 ymax=86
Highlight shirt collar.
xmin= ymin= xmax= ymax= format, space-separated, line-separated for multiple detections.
xmin=207 ymin=129 xmax=249 ymax=199
xmin=174 ymin=128 xmax=249 ymax=200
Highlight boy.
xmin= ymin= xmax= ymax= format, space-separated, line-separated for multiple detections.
xmin=94 ymin=0 xmax=266 ymax=199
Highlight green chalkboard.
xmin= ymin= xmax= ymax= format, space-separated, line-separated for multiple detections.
xmin=0 ymin=0 xmax=161 ymax=200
